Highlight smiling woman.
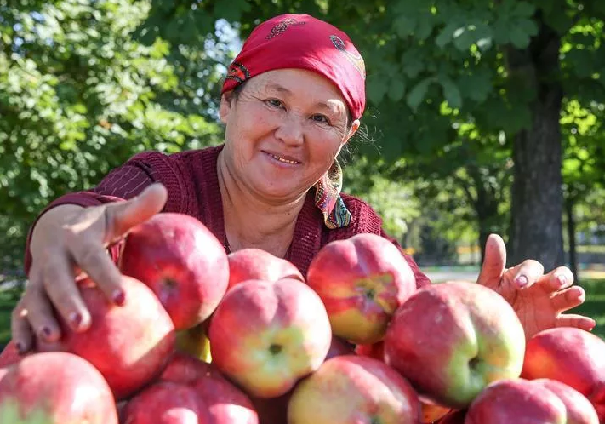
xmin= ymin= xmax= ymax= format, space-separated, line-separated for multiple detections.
xmin=5 ymin=13 xmax=596 ymax=377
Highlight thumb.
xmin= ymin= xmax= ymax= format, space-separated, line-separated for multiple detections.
xmin=477 ymin=233 xmax=506 ymax=287
xmin=104 ymin=183 xmax=168 ymax=243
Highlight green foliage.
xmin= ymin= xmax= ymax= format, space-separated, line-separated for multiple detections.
xmin=0 ymin=0 xmax=223 ymax=268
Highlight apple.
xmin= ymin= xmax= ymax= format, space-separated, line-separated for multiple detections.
xmin=159 ymin=352 xmax=259 ymax=424
xmin=465 ymin=378 xmax=599 ymax=424
xmin=227 ymin=248 xmax=304 ymax=290
xmin=208 ymin=277 xmax=332 ymax=398
xmin=288 ymin=354 xmax=421 ymax=424
xmin=37 ymin=275 xmax=175 ymax=400
xmin=0 ymin=341 xmax=25 ymax=369
xmin=384 ymin=281 xmax=526 ymax=409
xmin=437 ymin=409 xmax=467 ymax=424
xmin=420 ymin=397 xmax=452 ymax=423
xmin=326 ymin=336 xmax=355 ymax=360
xmin=306 ymin=233 xmax=417 ymax=345
xmin=522 ymin=327 xmax=605 ymax=420
xmin=175 ymin=320 xmax=213 ymax=363
xmin=0 ymin=351 xmax=117 ymax=424
xmin=249 ymin=336 xmax=354 ymax=424
xmin=355 ymin=340 xmax=385 ymax=361
xmin=119 ymin=212 xmax=230 ymax=330
xmin=121 ymin=380 xmax=212 ymax=424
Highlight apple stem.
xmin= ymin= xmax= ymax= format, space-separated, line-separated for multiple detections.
xmin=269 ymin=344 xmax=282 ymax=355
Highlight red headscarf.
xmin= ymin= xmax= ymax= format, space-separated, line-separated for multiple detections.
xmin=221 ymin=13 xmax=366 ymax=120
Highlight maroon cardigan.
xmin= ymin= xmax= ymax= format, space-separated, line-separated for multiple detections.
xmin=24 ymin=145 xmax=431 ymax=288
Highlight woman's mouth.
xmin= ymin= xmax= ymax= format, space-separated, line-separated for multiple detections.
xmin=264 ymin=151 xmax=301 ymax=165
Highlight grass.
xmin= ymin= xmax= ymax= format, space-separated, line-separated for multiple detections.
xmin=0 ymin=279 xmax=604 ymax=347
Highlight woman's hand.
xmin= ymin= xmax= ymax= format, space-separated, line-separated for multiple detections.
xmin=476 ymin=234 xmax=596 ymax=340
xmin=12 ymin=184 xmax=168 ymax=354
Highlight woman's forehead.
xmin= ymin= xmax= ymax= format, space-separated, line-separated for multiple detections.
xmin=250 ymin=69 xmax=348 ymax=109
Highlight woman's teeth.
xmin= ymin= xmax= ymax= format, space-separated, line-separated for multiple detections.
xmin=270 ymin=154 xmax=298 ymax=164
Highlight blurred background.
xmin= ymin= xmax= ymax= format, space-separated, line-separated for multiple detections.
xmin=1 ymin=0 xmax=604 ymax=345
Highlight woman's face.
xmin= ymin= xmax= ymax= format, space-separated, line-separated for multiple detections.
xmin=219 ymin=68 xmax=359 ymax=203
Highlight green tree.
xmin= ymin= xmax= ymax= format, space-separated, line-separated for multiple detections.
xmin=0 ymin=0 xmax=223 ymax=272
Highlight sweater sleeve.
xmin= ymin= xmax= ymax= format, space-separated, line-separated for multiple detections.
xmin=23 ymin=152 xmax=183 ymax=276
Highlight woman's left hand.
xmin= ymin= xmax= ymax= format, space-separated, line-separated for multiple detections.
xmin=476 ymin=234 xmax=596 ymax=340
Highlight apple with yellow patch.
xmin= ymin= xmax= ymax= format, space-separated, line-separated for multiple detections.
xmin=306 ymin=233 xmax=417 ymax=345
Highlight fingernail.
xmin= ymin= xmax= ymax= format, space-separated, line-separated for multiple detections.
xmin=515 ymin=275 xmax=528 ymax=288
xmin=69 ymin=312 xmax=82 ymax=328
xmin=40 ymin=326 xmax=52 ymax=339
xmin=112 ymin=289 xmax=125 ymax=306
xmin=557 ymin=275 xmax=567 ymax=287
xmin=15 ymin=341 xmax=26 ymax=354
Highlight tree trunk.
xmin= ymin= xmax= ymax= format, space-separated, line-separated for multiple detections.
xmin=507 ymin=17 xmax=564 ymax=271
xmin=566 ymin=195 xmax=579 ymax=283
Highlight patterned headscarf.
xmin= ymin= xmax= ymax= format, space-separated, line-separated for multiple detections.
xmin=221 ymin=13 xmax=366 ymax=228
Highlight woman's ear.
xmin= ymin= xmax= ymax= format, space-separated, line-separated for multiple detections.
xmin=342 ymin=119 xmax=361 ymax=146
xmin=219 ymin=91 xmax=235 ymax=124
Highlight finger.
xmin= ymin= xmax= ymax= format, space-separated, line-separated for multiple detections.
xmin=476 ymin=234 xmax=506 ymax=287
xmin=41 ymin=254 xmax=91 ymax=332
xmin=11 ymin=299 xmax=34 ymax=354
xmin=556 ymin=313 xmax=596 ymax=332
xmin=551 ymin=286 xmax=586 ymax=313
xmin=21 ymin=282 xmax=62 ymax=343
xmin=104 ymin=183 xmax=168 ymax=243
xmin=507 ymin=259 xmax=545 ymax=289
xmin=70 ymin=241 xmax=125 ymax=306
xmin=541 ymin=266 xmax=574 ymax=291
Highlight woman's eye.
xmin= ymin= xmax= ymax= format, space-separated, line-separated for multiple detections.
xmin=265 ymin=99 xmax=283 ymax=108
xmin=311 ymin=114 xmax=329 ymax=124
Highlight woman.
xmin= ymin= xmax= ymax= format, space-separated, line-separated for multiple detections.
xmin=10 ymin=13 xmax=594 ymax=354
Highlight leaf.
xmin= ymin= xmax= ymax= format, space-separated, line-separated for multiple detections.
xmin=407 ymin=78 xmax=433 ymax=111
xmin=367 ymin=75 xmax=389 ymax=104
xmin=440 ymin=77 xmax=462 ymax=109
xmin=388 ymin=78 xmax=406 ymax=101
xmin=514 ymin=1 xmax=536 ymax=18
xmin=435 ymin=22 xmax=460 ymax=48
xmin=393 ymin=15 xmax=416 ymax=38
xmin=401 ymin=50 xmax=424 ymax=78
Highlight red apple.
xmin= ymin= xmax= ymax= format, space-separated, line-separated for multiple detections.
xmin=306 ymin=233 xmax=417 ymax=345
xmin=249 ymin=336 xmax=352 ymax=424
xmin=227 ymin=248 xmax=304 ymax=290
xmin=438 ymin=409 xmax=467 ymax=424
xmin=0 ymin=341 xmax=25 ymax=369
xmin=326 ymin=336 xmax=355 ymax=360
xmin=355 ymin=340 xmax=385 ymax=361
xmin=465 ymin=378 xmax=599 ymax=424
xmin=522 ymin=327 xmax=605 ymax=420
xmin=384 ymin=281 xmax=526 ymax=409
xmin=208 ymin=278 xmax=332 ymax=398
xmin=37 ymin=275 xmax=175 ymax=400
xmin=288 ymin=354 xmax=421 ymax=424
xmin=420 ymin=397 xmax=452 ymax=423
xmin=122 ymin=381 xmax=212 ymax=424
xmin=160 ymin=352 xmax=259 ymax=424
xmin=119 ymin=212 xmax=230 ymax=330
xmin=0 ymin=351 xmax=117 ymax=424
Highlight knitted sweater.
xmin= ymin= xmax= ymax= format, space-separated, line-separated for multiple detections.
xmin=24 ymin=145 xmax=431 ymax=288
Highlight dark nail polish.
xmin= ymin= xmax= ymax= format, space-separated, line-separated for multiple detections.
xmin=112 ymin=290 xmax=125 ymax=306
xmin=41 ymin=326 xmax=52 ymax=339
xmin=69 ymin=312 xmax=82 ymax=327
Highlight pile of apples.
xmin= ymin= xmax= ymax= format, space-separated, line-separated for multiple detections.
xmin=0 ymin=212 xmax=604 ymax=424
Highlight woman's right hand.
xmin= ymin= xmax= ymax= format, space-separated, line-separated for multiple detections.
xmin=12 ymin=184 xmax=168 ymax=354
